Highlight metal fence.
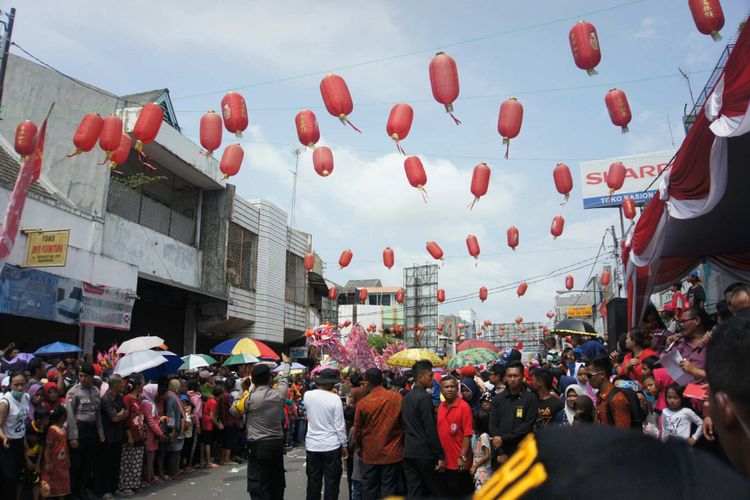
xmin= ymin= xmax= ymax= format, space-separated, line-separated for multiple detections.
xmin=227 ymin=222 xmax=258 ymax=290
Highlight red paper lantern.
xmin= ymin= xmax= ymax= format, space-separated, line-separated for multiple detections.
xmin=553 ymin=163 xmax=573 ymax=203
xmin=339 ymin=249 xmax=353 ymax=269
xmin=295 ymin=109 xmax=320 ymax=148
xmin=607 ymin=161 xmax=626 ymax=193
xmin=466 ymin=234 xmax=480 ymax=263
xmin=359 ymin=288 xmax=368 ymax=304
xmin=517 ymin=282 xmax=528 ymax=297
xmin=605 ymin=89 xmax=632 ymax=133
xmin=497 ymin=98 xmax=523 ymax=158
xmin=312 ymin=146 xmax=334 ymax=177
xmin=395 ymin=289 xmax=405 ymax=304
xmin=404 ymin=156 xmax=428 ymax=202
xmin=221 ymin=92 xmax=249 ymax=137
xmin=438 ymin=323 xmax=444 ymax=332
xmin=133 ymin=103 xmax=163 ymax=153
xmin=546 ymin=311 xmax=555 ymax=319
xmin=600 ymin=270 xmax=611 ymax=287
xmin=519 ymin=328 xmax=526 ymax=335
xmin=622 ymin=197 xmax=636 ymax=220
xmin=14 ymin=120 xmax=37 ymax=160
xmin=437 ymin=289 xmax=445 ymax=303
xmin=689 ymin=0 xmax=724 ymax=41
xmin=220 ymin=143 xmax=244 ymax=180
xmin=99 ymin=115 xmax=123 ymax=160
xmin=426 ymin=241 xmax=444 ymax=261
xmin=429 ymin=52 xmax=461 ymax=125
xmin=108 ymin=132 xmax=132 ymax=170
xmin=469 ymin=163 xmax=491 ymax=209
xmin=550 ymin=215 xmax=565 ymax=239
xmin=569 ymin=21 xmax=602 ymax=76
xmin=515 ymin=316 xmax=523 ymax=325
xmin=328 ymin=287 xmax=338 ymax=301
xmin=68 ymin=113 xmax=104 ymax=157
xmin=565 ymin=275 xmax=574 ymax=291
xmin=200 ymin=111 xmax=222 ymax=157
xmin=383 ymin=247 xmax=395 ymax=270
xmin=304 ymin=252 xmax=315 ymax=272
xmin=320 ymin=73 xmax=360 ymax=132
xmin=507 ymin=226 xmax=519 ymax=251
xmin=386 ymin=103 xmax=413 ymax=154
xmin=479 ymin=286 xmax=488 ymax=302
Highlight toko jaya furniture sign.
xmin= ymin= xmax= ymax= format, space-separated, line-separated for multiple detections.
xmin=579 ymin=150 xmax=675 ymax=209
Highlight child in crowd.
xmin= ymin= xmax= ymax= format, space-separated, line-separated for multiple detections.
xmin=181 ymin=397 xmax=196 ymax=471
xmin=22 ymin=406 xmax=49 ymax=500
xmin=479 ymin=392 xmax=492 ymax=413
xmin=660 ymin=384 xmax=703 ymax=444
xmin=200 ymin=387 xmax=221 ymax=469
xmin=41 ymin=405 xmax=70 ymax=499
xmin=470 ymin=411 xmax=492 ymax=491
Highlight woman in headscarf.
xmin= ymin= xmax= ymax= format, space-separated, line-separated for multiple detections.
xmin=554 ymin=384 xmax=584 ymax=426
xmin=140 ymin=383 xmax=165 ymax=485
xmin=576 ymin=364 xmax=597 ymax=402
xmin=162 ymin=378 xmax=186 ymax=480
xmin=26 ymin=383 xmax=43 ymax=420
xmin=460 ymin=368 xmax=482 ymax=412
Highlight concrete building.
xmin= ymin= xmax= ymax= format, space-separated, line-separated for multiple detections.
xmin=336 ymin=280 xmax=405 ymax=341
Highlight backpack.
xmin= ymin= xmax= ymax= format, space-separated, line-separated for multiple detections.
xmin=606 ymin=386 xmax=644 ymax=430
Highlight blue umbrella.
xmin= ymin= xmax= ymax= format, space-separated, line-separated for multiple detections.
xmin=34 ymin=342 xmax=82 ymax=356
xmin=141 ymin=354 xmax=183 ymax=381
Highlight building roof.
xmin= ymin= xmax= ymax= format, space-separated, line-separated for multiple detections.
xmin=121 ymin=88 xmax=168 ymax=105
xmin=342 ymin=279 xmax=382 ymax=293
xmin=0 ymin=140 xmax=55 ymax=200
xmin=120 ymin=88 xmax=180 ymax=131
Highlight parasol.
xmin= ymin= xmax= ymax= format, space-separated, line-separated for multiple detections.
xmin=551 ymin=318 xmax=598 ymax=337
xmin=386 ymin=348 xmax=445 ymax=368
xmin=446 ymin=348 xmax=501 ymax=369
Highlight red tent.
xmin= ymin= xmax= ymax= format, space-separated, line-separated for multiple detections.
xmin=625 ymin=21 xmax=750 ymax=327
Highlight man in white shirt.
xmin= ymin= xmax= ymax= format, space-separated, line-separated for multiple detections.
xmin=304 ymin=369 xmax=349 ymax=500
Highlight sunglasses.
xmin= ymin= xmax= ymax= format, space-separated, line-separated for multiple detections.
xmin=584 ymin=371 xmax=605 ymax=379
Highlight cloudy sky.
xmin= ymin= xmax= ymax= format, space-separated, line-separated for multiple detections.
xmin=9 ymin=1 xmax=747 ymax=322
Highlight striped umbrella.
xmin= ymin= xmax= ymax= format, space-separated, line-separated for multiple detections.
xmin=211 ymin=338 xmax=279 ymax=360
xmin=446 ymin=348 xmax=501 ymax=369
xmin=223 ymin=353 xmax=260 ymax=366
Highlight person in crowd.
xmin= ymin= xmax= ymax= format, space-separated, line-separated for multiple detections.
xmin=303 ymin=368 xmax=348 ymax=500
xmin=436 ymin=375 xmax=473 ymax=498
xmin=163 ymin=378 xmax=186 ymax=480
xmin=98 ymin=374 xmax=128 ymax=499
xmin=640 ymin=356 xmax=673 ymax=412
xmin=576 ymin=364 xmax=597 ymax=401
xmin=66 ymin=362 xmax=104 ymax=500
xmin=661 ymin=303 xmax=678 ymax=333
xmin=140 ymin=383 xmax=165 ymax=485
xmin=573 ymin=395 xmax=595 ymax=425
xmin=218 ymin=379 xmax=239 ymax=465
xmin=529 ymin=368 xmax=563 ymax=427
xmin=180 ymin=396 xmax=196 ymax=471
xmin=352 ymin=367 xmax=404 ymax=500
xmin=26 ymin=383 xmax=42 ymax=421
xmin=26 ymin=358 xmax=46 ymax=388
xmin=41 ymin=405 xmax=70 ymax=499
xmin=686 ymin=270 xmax=706 ymax=309
xmin=615 ymin=328 xmax=657 ymax=382
xmin=554 ymin=384 xmax=584 ymax=426
xmin=232 ymin=354 xmax=291 ymax=500
xmin=119 ymin=374 xmax=145 ymax=496
xmin=470 ymin=409 xmax=492 ymax=491
xmin=640 ymin=303 xmax=670 ymax=353
xmin=0 ymin=343 xmax=21 ymax=373
xmin=186 ymin=380 xmax=202 ymax=466
xmin=670 ymin=282 xmax=688 ymax=320
xmin=479 ymin=392 xmax=492 ymax=413
xmin=489 ymin=361 xmax=538 ymax=466
xmin=588 ymin=356 xmax=632 ymax=429
xmin=487 ymin=364 xmax=505 ymax=399
xmin=459 ymin=367 xmax=481 ymax=413
xmin=541 ymin=337 xmax=560 ymax=367
xmin=660 ymin=384 xmax=703 ymax=444
xmin=200 ymin=385 xmax=220 ymax=470
xmin=401 ymin=360 xmax=444 ymax=498
xmin=728 ymin=283 xmax=750 ymax=318
xmin=570 ymin=335 xmax=606 ymax=363
xmin=0 ymin=372 xmax=29 ymax=500
xmin=22 ymin=405 xmax=48 ymax=500
xmin=664 ymin=306 xmax=710 ymax=383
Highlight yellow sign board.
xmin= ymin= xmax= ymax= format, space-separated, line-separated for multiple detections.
xmin=567 ymin=305 xmax=593 ymax=318
xmin=24 ymin=229 xmax=70 ymax=267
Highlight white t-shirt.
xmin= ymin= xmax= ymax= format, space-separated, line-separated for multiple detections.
xmin=303 ymin=389 xmax=347 ymax=452
xmin=1 ymin=392 xmax=29 ymax=439
xmin=660 ymin=407 xmax=703 ymax=442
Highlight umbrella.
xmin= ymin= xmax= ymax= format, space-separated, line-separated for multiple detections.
xmin=223 ymin=353 xmax=260 ymax=366
xmin=141 ymin=353 xmax=183 ymax=380
xmin=117 ymin=336 xmax=165 ymax=354
xmin=311 ymin=363 xmax=339 ymax=375
xmin=114 ymin=350 xmax=167 ymax=376
xmin=211 ymin=338 xmax=279 ymax=360
xmin=198 ymin=354 xmax=218 ymax=365
xmin=386 ymin=348 xmax=445 ymax=368
xmin=16 ymin=353 xmax=35 ymax=363
xmin=274 ymin=362 xmax=306 ymax=374
xmin=34 ymin=342 xmax=82 ymax=356
xmin=446 ymin=348 xmax=501 ymax=369
xmin=551 ymin=318 xmax=598 ymax=337
xmin=179 ymin=354 xmax=209 ymax=371
xmin=456 ymin=339 xmax=500 ymax=353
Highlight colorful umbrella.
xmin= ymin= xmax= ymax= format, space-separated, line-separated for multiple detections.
xmin=386 ymin=348 xmax=445 ymax=368
xmin=34 ymin=342 xmax=82 ymax=356
xmin=273 ymin=362 xmax=306 ymax=374
xmin=198 ymin=354 xmax=218 ymax=365
xmin=114 ymin=350 xmax=167 ymax=376
xmin=223 ymin=353 xmax=260 ymax=366
xmin=447 ymin=348 xmax=500 ymax=369
xmin=311 ymin=362 xmax=339 ymax=375
xmin=117 ymin=335 xmax=165 ymax=354
xmin=551 ymin=319 xmax=598 ymax=337
xmin=456 ymin=339 xmax=500 ymax=353
xmin=211 ymin=338 xmax=279 ymax=359
xmin=179 ymin=354 xmax=210 ymax=371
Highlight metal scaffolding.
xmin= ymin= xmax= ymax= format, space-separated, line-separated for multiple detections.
xmin=404 ymin=264 xmax=439 ymax=349
xmin=480 ymin=322 xmax=546 ymax=360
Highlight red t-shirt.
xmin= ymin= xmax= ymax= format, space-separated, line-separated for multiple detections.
xmin=123 ymin=395 xmax=144 ymax=444
xmin=437 ymin=398 xmax=473 ymax=470
xmin=201 ymin=397 xmax=217 ymax=431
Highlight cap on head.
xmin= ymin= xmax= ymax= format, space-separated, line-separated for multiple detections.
xmin=79 ymin=362 xmax=95 ymax=376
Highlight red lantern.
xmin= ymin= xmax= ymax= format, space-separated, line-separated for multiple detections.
xmin=304 ymin=252 xmax=315 ymax=272
xmin=221 ymin=92 xmax=249 ymax=137
xmin=517 ymin=282 xmax=528 ymax=297
xmin=429 ymin=52 xmax=461 ymax=125
xmin=497 ymin=98 xmax=523 ymax=158
xmin=320 ymin=73 xmax=360 ymax=132
xmin=383 ymin=247 xmax=395 ymax=270
xmin=507 ymin=226 xmax=519 ymax=251
xmin=515 ymin=316 xmax=523 ymax=325
xmin=466 ymin=234 xmax=480 ymax=263
xmin=108 ymin=132 xmax=132 ymax=170
xmin=622 ymin=197 xmax=636 ymax=220
xmin=605 ymin=89 xmax=632 ymax=133
xmin=469 ymin=163 xmax=491 ymax=209
xmin=220 ymin=143 xmax=244 ymax=180
xmin=689 ymin=0 xmax=724 ymax=41
xmin=569 ymin=21 xmax=601 ymax=76
xmin=14 ymin=120 xmax=37 ymax=160
xmin=359 ymin=288 xmax=368 ymax=304
xmin=395 ymin=289 xmax=405 ymax=304
xmin=328 ymin=287 xmax=338 ymax=301
xmin=565 ymin=275 xmax=574 ymax=291
xmin=312 ymin=146 xmax=334 ymax=177
xmin=600 ymin=270 xmax=611 ymax=287
xmin=479 ymin=287 xmax=488 ymax=302
xmin=99 ymin=115 xmax=123 ymax=160
xmin=338 ymin=249 xmax=353 ymax=269
xmin=295 ymin=109 xmax=320 ymax=148
xmin=426 ymin=241 xmax=444 ymax=261
xmin=606 ymin=162 xmax=626 ymax=194
xmin=546 ymin=311 xmax=555 ymax=319
xmin=553 ymin=163 xmax=573 ymax=203
xmin=437 ymin=289 xmax=445 ymax=303
xmin=305 ymin=329 xmax=313 ymax=338
xmin=386 ymin=103 xmax=413 ymax=154
xmin=550 ymin=215 xmax=565 ymax=239
xmin=200 ymin=111 xmax=222 ymax=157
xmin=404 ymin=156 xmax=428 ymax=202
xmin=133 ymin=103 xmax=163 ymax=153
xmin=68 ymin=113 xmax=104 ymax=157
xmin=344 ymin=320 xmax=352 ymax=327
xmin=519 ymin=328 xmax=526 ymax=335
xmin=417 ymin=323 xmax=425 ymax=332
xmin=438 ymin=323 xmax=444 ymax=332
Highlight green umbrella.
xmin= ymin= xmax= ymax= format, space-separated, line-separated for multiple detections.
xmin=447 ymin=348 xmax=500 ymax=369
xmin=198 ymin=354 xmax=219 ymax=365
xmin=223 ymin=353 xmax=260 ymax=366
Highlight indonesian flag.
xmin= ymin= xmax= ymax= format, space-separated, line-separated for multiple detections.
xmin=0 ymin=114 xmax=49 ymax=270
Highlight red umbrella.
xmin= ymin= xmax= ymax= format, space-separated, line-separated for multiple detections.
xmin=456 ymin=339 xmax=499 ymax=353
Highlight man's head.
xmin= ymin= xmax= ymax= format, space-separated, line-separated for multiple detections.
xmin=586 ymin=356 xmax=612 ymax=391
xmin=542 ymin=337 xmax=557 ymax=350
xmin=78 ymin=362 xmax=95 ymax=387
xmin=505 ymin=361 xmax=524 ymax=393
xmin=729 ymin=284 xmax=750 ymax=315
xmin=251 ymin=364 xmax=271 ymax=386
xmin=439 ymin=375 xmax=459 ymax=403
xmin=28 ymin=357 xmax=44 ymax=378
xmin=488 ymin=363 xmax=505 ymax=387
xmin=640 ymin=304 xmax=665 ymax=333
xmin=707 ymin=316 xmax=750 ymax=478
xmin=315 ymin=369 xmax=341 ymax=391
xmin=687 ymin=270 xmax=700 ymax=284
xmin=108 ymin=374 xmax=123 ymax=394
xmin=671 ymin=282 xmax=682 ymax=292
xmin=364 ymin=368 xmax=383 ymax=391
xmin=411 ymin=360 xmax=434 ymax=389
xmin=678 ymin=307 xmax=711 ymax=338
xmin=529 ymin=368 xmax=552 ymax=394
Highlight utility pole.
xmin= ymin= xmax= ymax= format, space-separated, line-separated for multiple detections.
xmin=610 ymin=225 xmax=621 ymax=298
xmin=289 ymin=148 xmax=302 ymax=229
xmin=0 ymin=8 xmax=16 ymax=118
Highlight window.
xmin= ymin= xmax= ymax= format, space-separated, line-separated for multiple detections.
xmin=285 ymin=252 xmax=307 ymax=305
xmin=226 ymin=222 xmax=258 ymax=290
xmin=381 ymin=294 xmax=391 ymax=306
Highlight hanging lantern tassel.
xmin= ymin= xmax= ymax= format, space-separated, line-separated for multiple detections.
xmin=338 ymin=113 xmax=362 ymax=133
xmin=392 ymin=135 xmax=406 ymax=155
xmin=445 ymin=103 xmax=462 ymax=126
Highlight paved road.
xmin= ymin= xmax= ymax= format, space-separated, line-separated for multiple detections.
xmin=131 ymin=446 xmax=348 ymax=499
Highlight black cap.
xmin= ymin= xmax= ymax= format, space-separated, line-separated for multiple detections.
xmin=79 ymin=362 xmax=95 ymax=376
xmin=316 ymin=369 xmax=341 ymax=385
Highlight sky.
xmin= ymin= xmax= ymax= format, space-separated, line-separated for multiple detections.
xmin=7 ymin=0 xmax=748 ymax=323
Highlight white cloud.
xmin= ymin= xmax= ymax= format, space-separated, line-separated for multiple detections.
xmin=633 ymin=16 xmax=659 ymax=39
